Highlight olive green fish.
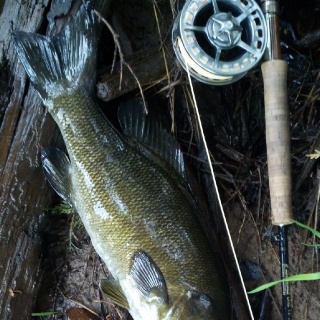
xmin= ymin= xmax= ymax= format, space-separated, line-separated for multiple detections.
xmin=13 ymin=3 xmax=230 ymax=319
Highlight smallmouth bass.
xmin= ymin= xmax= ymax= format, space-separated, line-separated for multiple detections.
xmin=13 ymin=3 xmax=230 ymax=319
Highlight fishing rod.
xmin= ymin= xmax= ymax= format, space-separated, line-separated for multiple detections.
xmin=260 ymin=1 xmax=293 ymax=319
xmin=172 ymin=0 xmax=293 ymax=319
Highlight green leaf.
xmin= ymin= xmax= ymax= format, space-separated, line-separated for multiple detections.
xmin=32 ymin=311 xmax=59 ymax=317
xmin=247 ymin=272 xmax=320 ymax=294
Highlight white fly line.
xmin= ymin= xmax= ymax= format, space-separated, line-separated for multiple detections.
xmin=183 ymin=59 xmax=255 ymax=320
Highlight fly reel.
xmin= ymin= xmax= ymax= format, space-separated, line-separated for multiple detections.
xmin=172 ymin=0 xmax=267 ymax=85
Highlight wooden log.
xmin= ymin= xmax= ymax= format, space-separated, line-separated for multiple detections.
xmin=0 ymin=2 xmax=56 ymax=319
xmin=97 ymin=48 xmax=170 ymax=102
xmin=0 ymin=1 xmax=110 ymax=319
xmin=96 ymin=0 xmax=172 ymax=102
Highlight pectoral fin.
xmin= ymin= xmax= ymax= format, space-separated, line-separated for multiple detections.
xmin=41 ymin=147 xmax=73 ymax=205
xmin=100 ymin=279 xmax=129 ymax=309
xmin=130 ymin=251 xmax=168 ymax=304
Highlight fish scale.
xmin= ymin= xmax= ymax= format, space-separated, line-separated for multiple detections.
xmin=13 ymin=3 xmax=230 ymax=319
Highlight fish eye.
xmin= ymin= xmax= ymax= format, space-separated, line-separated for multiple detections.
xmin=188 ymin=290 xmax=214 ymax=311
xmin=173 ymin=291 xmax=215 ymax=319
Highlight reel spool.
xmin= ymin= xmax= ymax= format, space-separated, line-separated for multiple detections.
xmin=172 ymin=0 xmax=267 ymax=85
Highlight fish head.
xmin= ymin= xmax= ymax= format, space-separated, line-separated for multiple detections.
xmin=123 ymin=251 xmax=228 ymax=320
xmin=101 ymin=251 xmax=228 ymax=320
xmin=159 ymin=288 xmax=225 ymax=320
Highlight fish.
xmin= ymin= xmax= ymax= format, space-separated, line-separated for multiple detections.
xmin=13 ymin=3 xmax=231 ymax=319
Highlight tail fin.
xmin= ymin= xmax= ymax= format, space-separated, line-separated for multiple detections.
xmin=13 ymin=2 xmax=97 ymax=104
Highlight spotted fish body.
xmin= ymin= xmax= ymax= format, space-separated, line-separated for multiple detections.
xmin=14 ymin=3 xmax=230 ymax=319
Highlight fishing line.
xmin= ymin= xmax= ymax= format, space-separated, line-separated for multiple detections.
xmin=183 ymin=62 xmax=255 ymax=320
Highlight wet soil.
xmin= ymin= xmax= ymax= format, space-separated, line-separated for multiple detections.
xmin=1 ymin=0 xmax=320 ymax=319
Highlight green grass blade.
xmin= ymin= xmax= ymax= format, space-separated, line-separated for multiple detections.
xmin=31 ymin=311 xmax=59 ymax=317
xmin=302 ymin=243 xmax=320 ymax=247
xmin=292 ymin=219 xmax=320 ymax=238
xmin=247 ymin=272 xmax=320 ymax=294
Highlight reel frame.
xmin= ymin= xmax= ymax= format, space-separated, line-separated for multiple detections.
xmin=172 ymin=0 xmax=268 ymax=85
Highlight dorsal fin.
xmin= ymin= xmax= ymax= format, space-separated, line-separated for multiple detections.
xmin=118 ymin=98 xmax=187 ymax=181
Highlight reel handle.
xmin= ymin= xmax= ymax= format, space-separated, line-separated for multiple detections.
xmin=262 ymin=60 xmax=293 ymax=225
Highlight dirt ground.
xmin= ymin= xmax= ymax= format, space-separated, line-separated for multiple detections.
xmin=6 ymin=0 xmax=320 ymax=319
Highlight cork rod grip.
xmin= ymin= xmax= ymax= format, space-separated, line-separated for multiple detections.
xmin=262 ymin=60 xmax=293 ymax=225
